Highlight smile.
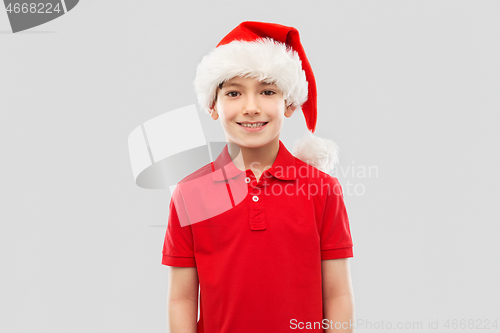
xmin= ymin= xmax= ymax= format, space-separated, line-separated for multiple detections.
xmin=237 ymin=122 xmax=268 ymax=131
xmin=238 ymin=122 xmax=267 ymax=128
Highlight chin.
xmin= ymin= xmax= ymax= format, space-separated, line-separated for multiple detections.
xmin=235 ymin=137 xmax=268 ymax=148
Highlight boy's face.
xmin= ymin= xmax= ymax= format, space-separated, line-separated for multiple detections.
xmin=211 ymin=76 xmax=296 ymax=149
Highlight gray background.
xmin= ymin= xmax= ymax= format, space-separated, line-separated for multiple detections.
xmin=1 ymin=0 xmax=499 ymax=332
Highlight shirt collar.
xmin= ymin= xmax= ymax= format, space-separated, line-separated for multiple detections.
xmin=211 ymin=140 xmax=297 ymax=182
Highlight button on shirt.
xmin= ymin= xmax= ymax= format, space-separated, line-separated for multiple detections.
xmin=162 ymin=140 xmax=353 ymax=333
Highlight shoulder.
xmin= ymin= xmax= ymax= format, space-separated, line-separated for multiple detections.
xmin=170 ymin=162 xmax=214 ymax=200
xmin=294 ymin=156 xmax=335 ymax=182
xmin=293 ymin=157 xmax=343 ymax=197
xmin=177 ymin=162 xmax=214 ymax=184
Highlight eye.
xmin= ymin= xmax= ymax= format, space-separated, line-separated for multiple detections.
xmin=225 ymin=91 xmax=240 ymax=97
xmin=262 ymin=90 xmax=276 ymax=96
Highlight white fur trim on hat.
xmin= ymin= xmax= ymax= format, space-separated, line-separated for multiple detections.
xmin=194 ymin=38 xmax=308 ymax=114
xmin=292 ymin=131 xmax=340 ymax=174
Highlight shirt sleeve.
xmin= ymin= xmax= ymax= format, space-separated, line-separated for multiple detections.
xmin=320 ymin=176 xmax=354 ymax=260
xmin=161 ymin=187 xmax=197 ymax=267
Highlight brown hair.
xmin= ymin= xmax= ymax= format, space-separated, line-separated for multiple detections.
xmin=213 ymin=82 xmax=224 ymax=106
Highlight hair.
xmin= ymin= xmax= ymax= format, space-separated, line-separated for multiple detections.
xmin=212 ymin=82 xmax=224 ymax=106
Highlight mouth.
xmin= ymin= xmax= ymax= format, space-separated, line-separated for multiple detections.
xmin=236 ymin=122 xmax=269 ymax=129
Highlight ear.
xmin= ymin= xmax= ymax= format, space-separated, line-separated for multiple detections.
xmin=284 ymin=104 xmax=297 ymax=118
xmin=209 ymin=105 xmax=219 ymax=120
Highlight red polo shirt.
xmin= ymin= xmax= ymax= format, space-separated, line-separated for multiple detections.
xmin=162 ymin=140 xmax=353 ymax=333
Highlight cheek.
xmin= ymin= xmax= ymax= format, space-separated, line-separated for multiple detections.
xmin=271 ymin=101 xmax=286 ymax=118
xmin=217 ymin=106 xmax=237 ymax=123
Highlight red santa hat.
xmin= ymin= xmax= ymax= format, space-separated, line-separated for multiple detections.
xmin=193 ymin=21 xmax=340 ymax=174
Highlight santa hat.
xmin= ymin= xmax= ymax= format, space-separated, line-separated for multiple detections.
xmin=193 ymin=21 xmax=340 ymax=174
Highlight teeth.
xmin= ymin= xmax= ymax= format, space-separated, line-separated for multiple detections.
xmin=240 ymin=123 xmax=266 ymax=128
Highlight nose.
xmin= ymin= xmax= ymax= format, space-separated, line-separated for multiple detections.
xmin=243 ymin=95 xmax=261 ymax=116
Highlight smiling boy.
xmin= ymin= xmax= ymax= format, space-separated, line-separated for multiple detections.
xmin=162 ymin=22 xmax=354 ymax=333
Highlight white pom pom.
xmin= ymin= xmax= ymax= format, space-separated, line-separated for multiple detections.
xmin=292 ymin=131 xmax=340 ymax=174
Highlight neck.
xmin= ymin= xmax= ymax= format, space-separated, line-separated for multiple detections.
xmin=227 ymin=137 xmax=280 ymax=178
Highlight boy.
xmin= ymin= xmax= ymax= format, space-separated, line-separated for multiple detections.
xmin=162 ymin=21 xmax=354 ymax=333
